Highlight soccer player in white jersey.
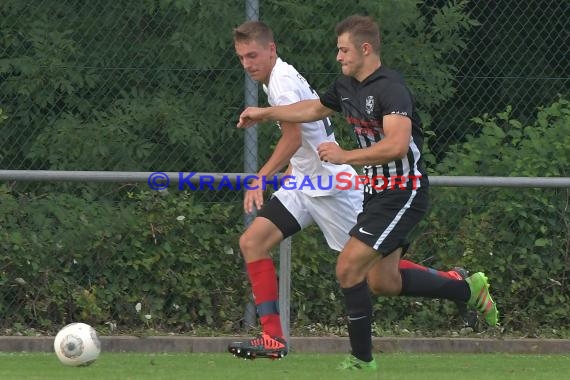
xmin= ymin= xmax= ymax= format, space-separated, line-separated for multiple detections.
xmin=228 ymin=20 xmax=473 ymax=360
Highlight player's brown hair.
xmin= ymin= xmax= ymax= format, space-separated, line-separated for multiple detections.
xmin=233 ymin=20 xmax=274 ymax=45
xmin=335 ymin=15 xmax=381 ymax=54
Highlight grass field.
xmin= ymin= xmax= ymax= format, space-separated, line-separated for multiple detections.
xmin=0 ymin=352 xmax=568 ymax=380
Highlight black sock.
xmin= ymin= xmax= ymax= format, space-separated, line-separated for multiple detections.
xmin=400 ymin=268 xmax=470 ymax=302
xmin=342 ymin=281 xmax=373 ymax=362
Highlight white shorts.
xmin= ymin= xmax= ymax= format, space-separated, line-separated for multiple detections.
xmin=271 ymin=188 xmax=363 ymax=251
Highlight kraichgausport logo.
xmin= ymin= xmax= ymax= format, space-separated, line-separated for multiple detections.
xmin=147 ymin=172 xmax=422 ymax=192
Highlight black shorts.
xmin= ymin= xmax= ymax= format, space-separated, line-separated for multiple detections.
xmin=349 ymin=187 xmax=429 ymax=256
xmin=257 ymin=196 xmax=302 ymax=239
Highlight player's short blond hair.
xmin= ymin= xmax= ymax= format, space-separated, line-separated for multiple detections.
xmin=233 ymin=21 xmax=274 ymax=45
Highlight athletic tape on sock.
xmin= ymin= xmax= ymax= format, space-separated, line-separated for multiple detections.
xmin=256 ymin=300 xmax=279 ymax=316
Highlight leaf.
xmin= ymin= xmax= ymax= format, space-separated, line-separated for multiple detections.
xmin=534 ymin=238 xmax=550 ymax=247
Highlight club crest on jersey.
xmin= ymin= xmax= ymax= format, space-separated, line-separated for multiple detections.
xmin=365 ymin=96 xmax=375 ymax=115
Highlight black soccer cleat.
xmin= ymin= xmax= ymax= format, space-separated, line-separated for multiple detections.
xmin=228 ymin=332 xmax=288 ymax=360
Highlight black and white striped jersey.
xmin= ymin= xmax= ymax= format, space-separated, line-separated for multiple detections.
xmin=320 ymin=65 xmax=428 ymax=194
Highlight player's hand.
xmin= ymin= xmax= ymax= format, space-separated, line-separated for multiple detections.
xmin=237 ymin=107 xmax=266 ymax=128
xmin=317 ymin=142 xmax=347 ymax=164
xmin=243 ymin=179 xmax=264 ymax=213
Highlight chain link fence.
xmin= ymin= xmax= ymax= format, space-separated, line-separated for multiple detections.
xmin=1 ymin=1 xmax=567 ymax=175
xmin=0 ymin=1 xmax=568 ymax=335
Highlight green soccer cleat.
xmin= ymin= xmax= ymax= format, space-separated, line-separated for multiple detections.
xmin=337 ymin=355 xmax=378 ymax=371
xmin=450 ymin=267 xmax=479 ymax=328
xmin=466 ymin=272 xmax=499 ymax=326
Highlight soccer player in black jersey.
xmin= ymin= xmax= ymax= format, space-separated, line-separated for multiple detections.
xmin=238 ymin=15 xmax=498 ymax=370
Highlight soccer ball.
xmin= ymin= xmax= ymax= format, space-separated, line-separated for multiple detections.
xmin=53 ymin=322 xmax=101 ymax=366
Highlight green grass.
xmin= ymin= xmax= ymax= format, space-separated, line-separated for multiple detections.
xmin=0 ymin=352 xmax=568 ymax=380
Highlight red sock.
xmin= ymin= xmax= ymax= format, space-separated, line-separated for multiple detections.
xmin=399 ymin=259 xmax=460 ymax=280
xmin=246 ymin=258 xmax=283 ymax=338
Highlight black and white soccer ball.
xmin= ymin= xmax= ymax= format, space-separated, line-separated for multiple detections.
xmin=53 ymin=322 xmax=101 ymax=366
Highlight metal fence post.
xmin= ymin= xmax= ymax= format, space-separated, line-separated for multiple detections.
xmin=242 ymin=0 xmax=259 ymax=331
xmin=279 ymin=237 xmax=292 ymax=347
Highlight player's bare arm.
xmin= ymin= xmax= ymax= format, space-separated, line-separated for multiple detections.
xmin=237 ymin=99 xmax=333 ymax=128
xmin=283 ymin=162 xmax=293 ymax=177
xmin=317 ymin=114 xmax=411 ymax=165
xmin=243 ymin=122 xmax=301 ymax=213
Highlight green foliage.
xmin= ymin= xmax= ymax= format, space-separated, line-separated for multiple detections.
xmin=0 ymin=0 xmax=475 ymax=171
xmin=428 ymin=1 xmax=568 ymax=161
xmin=0 ymin=1 xmax=567 ymax=337
xmin=436 ymin=98 xmax=570 ymax=177
xmin=407 ymin=98 xmax=569 ymax=332
xmin=1 ymin=94 xmax=568 ymax=334
xmin=0 ymin=0 xmax=244 ymax=172
xmin=0 ymin=188 xmax=246 ymax=332
xmin=289 ymin=226 xmax=344 ymax=327
xmin=266 ymin=0 xmax=476 ymax=127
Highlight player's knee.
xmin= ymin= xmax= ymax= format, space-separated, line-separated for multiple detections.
xmin=238 ymin=231 xmax=256 ymax=258
xmin=367 ymin=269 xmax=401 ymax=296
xmin=335 ymin=259 xmax=348 ymax=287
xmin=335 ymin=259 xmax=362 ymax=288
xmin=239 ymin=230 xmax=274 ymax=262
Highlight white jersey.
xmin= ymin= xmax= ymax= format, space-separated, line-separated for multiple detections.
xmin=264 ymin=58 xmax=357 ymax=197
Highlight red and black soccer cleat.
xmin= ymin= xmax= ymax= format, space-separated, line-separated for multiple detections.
xmin=228 ymin=332 xmax=288 ymax=360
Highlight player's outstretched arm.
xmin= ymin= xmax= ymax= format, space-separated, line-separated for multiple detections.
xmin=237 ymin=107 xmax=267 ymax=128
xmin=237 ymin=99 xmax=333 ymax=128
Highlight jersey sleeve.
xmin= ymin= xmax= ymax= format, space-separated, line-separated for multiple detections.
xmin=379 ymin=82 xmax=414 ymax=118
xmin=320 ymin=80 xmax=342 ymax=113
